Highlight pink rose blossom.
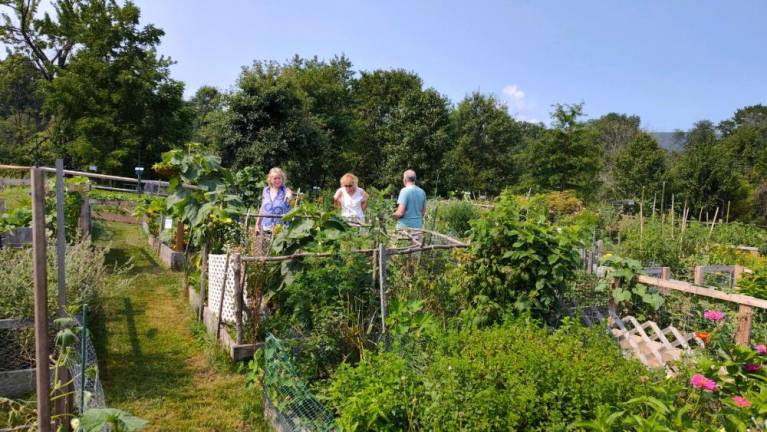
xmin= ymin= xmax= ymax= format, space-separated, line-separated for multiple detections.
xmin=732 ymin=396 xmax=751 ymax=408
xmin=744 ymin=363 xmax=763 ymax=373
xmin=755 ymin=344 xmax=767 ymax=355
xmin=690 ymin=374 xmax=717 ymax=392
xmin=703 ymin=310 xmax=725 ymax=321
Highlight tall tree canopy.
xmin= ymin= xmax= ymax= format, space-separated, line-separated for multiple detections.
xmin=673 ymin=120 xmax=746 ymax=214
xmin=521 ymin=103 xmax=600 ymax=197
xmin=445 ymin=92 xmax=523 ymax=194
xmin=612 ymin=132 xmax=667 ymax=199
xmin=0 ymin=0 xmax=191 ymax=174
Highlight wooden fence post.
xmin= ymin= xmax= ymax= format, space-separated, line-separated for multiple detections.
xmin=175 ymin=221 xmax=185 ymax=252
xmin=378 ymin=244 xmax=388 ymax=334
xmin=660 ymin=267 xmax=671 ymax=280
xmin=198 ymin=243 xmax=208 ymax=321
xmin=734 ymin=265 xmax=745 ymax=284
xmin=31 ymin=167 xmax=51 ymax=432
xmin=78 ymin=189 xmax=90 ymax=238
xmin=736 ymin=305 xmax=753 ymax=346
xmin=694 ymin=266 xmax=704 ymax=286
xmin=233 ymin=253 xmax=243 ymax=344
xmin=55 ymin=159 xmax=67 ymax=317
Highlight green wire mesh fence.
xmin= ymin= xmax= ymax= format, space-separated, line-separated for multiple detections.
xmin=263 ymin=334 xmax=336 ymax=432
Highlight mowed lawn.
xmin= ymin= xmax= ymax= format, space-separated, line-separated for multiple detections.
xmin=93 ymin=221 xmax=266 ymax=431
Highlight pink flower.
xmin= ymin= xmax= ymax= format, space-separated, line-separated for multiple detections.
xmin=732 ymin=396 xmax=751 ymax=408
xmin=690 ymin=374 xmax=717 ymax=392
xmin=703 ymin=310 xmax=725 ymax=321
xmin=744 ymin=363 xmax=763 ymax=373
xmin=755 ymin=344 xmax=767 ymax=355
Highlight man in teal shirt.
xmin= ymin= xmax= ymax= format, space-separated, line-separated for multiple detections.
xmin=393 ymin=169 xmax=426 ymax=229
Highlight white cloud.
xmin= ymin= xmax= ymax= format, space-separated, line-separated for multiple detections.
xmin=501 ymin=84 xmax=527 ymax=113
xmin=501 ymin=84 xmax=545 ymax=124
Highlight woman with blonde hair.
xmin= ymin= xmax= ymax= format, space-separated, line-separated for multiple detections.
xmin=334 ymin=173 xmax=368 ymax=223
xmin=255 ymin=167 xmax=293 ymax=234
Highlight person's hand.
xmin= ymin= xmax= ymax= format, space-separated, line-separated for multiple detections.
xmin=285 ymin=190 xmax=293 ymax=202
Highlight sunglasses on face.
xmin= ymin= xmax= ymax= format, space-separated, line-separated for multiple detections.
xmin=343 ymin=184 xmax=354 ymax=188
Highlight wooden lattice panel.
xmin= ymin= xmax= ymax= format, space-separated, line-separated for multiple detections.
xmin=610 ymin=314 xmax=704 ymax=369
xmin=208 ymin=254 xmax=248 ymax=324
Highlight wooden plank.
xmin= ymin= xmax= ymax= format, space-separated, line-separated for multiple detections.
xmin=55 ymin=160 xmax=66 ymax=317
xmin=30 ymin=167 xmax=51 ymax=432
xmin=736 ymin=305 xmax=753 ymax=346
xmin=0 ymin=318 xmax=33 ymax=329
xmin=638 ymin=275 xmax=767 ymax=309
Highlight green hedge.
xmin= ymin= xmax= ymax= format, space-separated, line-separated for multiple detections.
xmin=327 ymin=320 xmax=651 ymax=431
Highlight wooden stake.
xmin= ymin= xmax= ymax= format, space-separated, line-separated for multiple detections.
xmin=736 ymin=305 xmax=753 ymax=346
xmin=175 ymin=221 xmax=185 ymax=252
xmin=31 ymin=167 xmax=51 ymax=432
xmin=670 ymin=194 xmax=675 ymax=239
xmin=378 ymin=244 xmax=388 ymax=335
xmin=198 ymin=243 xmax=208 ymax=321
xmin=233 ymin=253 xmax=243 ymax=344
xmin=726 ymin=200 xmax=731 ymax=224
xmin=660 ymin=182 xmax=666 ymax=224
xmin=55 ymin=160 xmax=67 ymax=317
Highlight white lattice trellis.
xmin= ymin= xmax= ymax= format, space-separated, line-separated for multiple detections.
xmin=208 ymin=254 xmax=249 ymax=323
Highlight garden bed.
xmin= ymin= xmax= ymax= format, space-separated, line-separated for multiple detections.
xmin=141 ymin=219 xmax=184 ymax=271
xmin=188 ymin=285 xmax=259 ymax=361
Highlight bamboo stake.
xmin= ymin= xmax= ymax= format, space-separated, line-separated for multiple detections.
xmin=651 ymin=193 xmax=657 ymax=220
xmin=726 ymin=201 xmax=731 ymax=224
xmin=660 ymin=182 xmax=666 ymax=224
xmin=670 ymin=194 xmax=675 ymax=239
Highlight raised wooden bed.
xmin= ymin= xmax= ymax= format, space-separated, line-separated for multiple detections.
xmin=188 ymin=286 xmax=259 ymax=361
xmin=142 ymin=219 xmax=184 ymax=271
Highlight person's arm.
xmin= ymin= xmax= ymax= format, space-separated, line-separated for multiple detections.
xmin=393 ymin=203 xmax=406 ymax=219
xmin=361 ymin=190 xmax=369 ymax=211
xmin=333 ymin=189 xmax=342 ymax=209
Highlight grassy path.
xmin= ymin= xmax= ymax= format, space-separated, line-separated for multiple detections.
xmin=93 ymin=222 xmax=265 ymax=431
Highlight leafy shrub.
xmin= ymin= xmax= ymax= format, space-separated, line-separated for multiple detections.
xmin=0 ymin=238 xmax=119 ymax=318
xmin=451 ymin=190 xmax=582 ymax=324
xmin=435 ymin=199 xmax=480 ymax=237
xmin=327 ymin=319 xmax=650 ymax=431
xmin=597 ymin=254 xmax=665 ymax=320
xmin=327 ymin=351 xmax=424 ymax=432
xmin=0 ymin=207 xmax=32 ymax=233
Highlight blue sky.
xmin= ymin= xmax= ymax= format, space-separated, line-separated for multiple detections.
xmin=132 ymin=0 xmax=766 ymax=131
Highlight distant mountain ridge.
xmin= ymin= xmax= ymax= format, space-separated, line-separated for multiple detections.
xmin=650 ymin=132 xmax=687 ymax=151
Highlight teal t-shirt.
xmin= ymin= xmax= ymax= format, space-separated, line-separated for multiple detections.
xmin=396 ymin=185 xmax=426 ymax=229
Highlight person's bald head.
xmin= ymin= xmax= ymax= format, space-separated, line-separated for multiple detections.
xmin=403 ymin=169 xmax=417 ymax=184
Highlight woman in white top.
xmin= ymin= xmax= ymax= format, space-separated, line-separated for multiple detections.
xmin=333 ymin=173 xmax=368 ymax=224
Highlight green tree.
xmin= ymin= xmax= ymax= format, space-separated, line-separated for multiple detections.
xmin=382 ymin=88 xmax=452 ymax=191
xmin=445 ymin=92 xmax=523 ymax=194
xmin=349 ymin=69 xmax=422 ymax=187
xmin=221 ymin=60 xmax=333 ymax=188
xmin=521 ymin=103 xmax=600 ymax=197
xmin=189 ymin=86 xmax=228 ymax=151
xmin=719 ymin=105 xmax=767 ymax=182
xmin=0 ymin=53 xmax=48 ymax=163
xmin=0 ymin=0 xmax=191 ymax=174
xmin=612 ymin=132 xmax=667 ymax=199
xmin=673 ymin=120 xmax=746 ymax=215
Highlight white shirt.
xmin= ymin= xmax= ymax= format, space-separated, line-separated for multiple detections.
xmin=335 ymin=187 xmax=366 ymax=223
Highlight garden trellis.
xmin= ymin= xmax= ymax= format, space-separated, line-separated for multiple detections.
xmin=196 ymin=225 xmax=468 ymax=361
